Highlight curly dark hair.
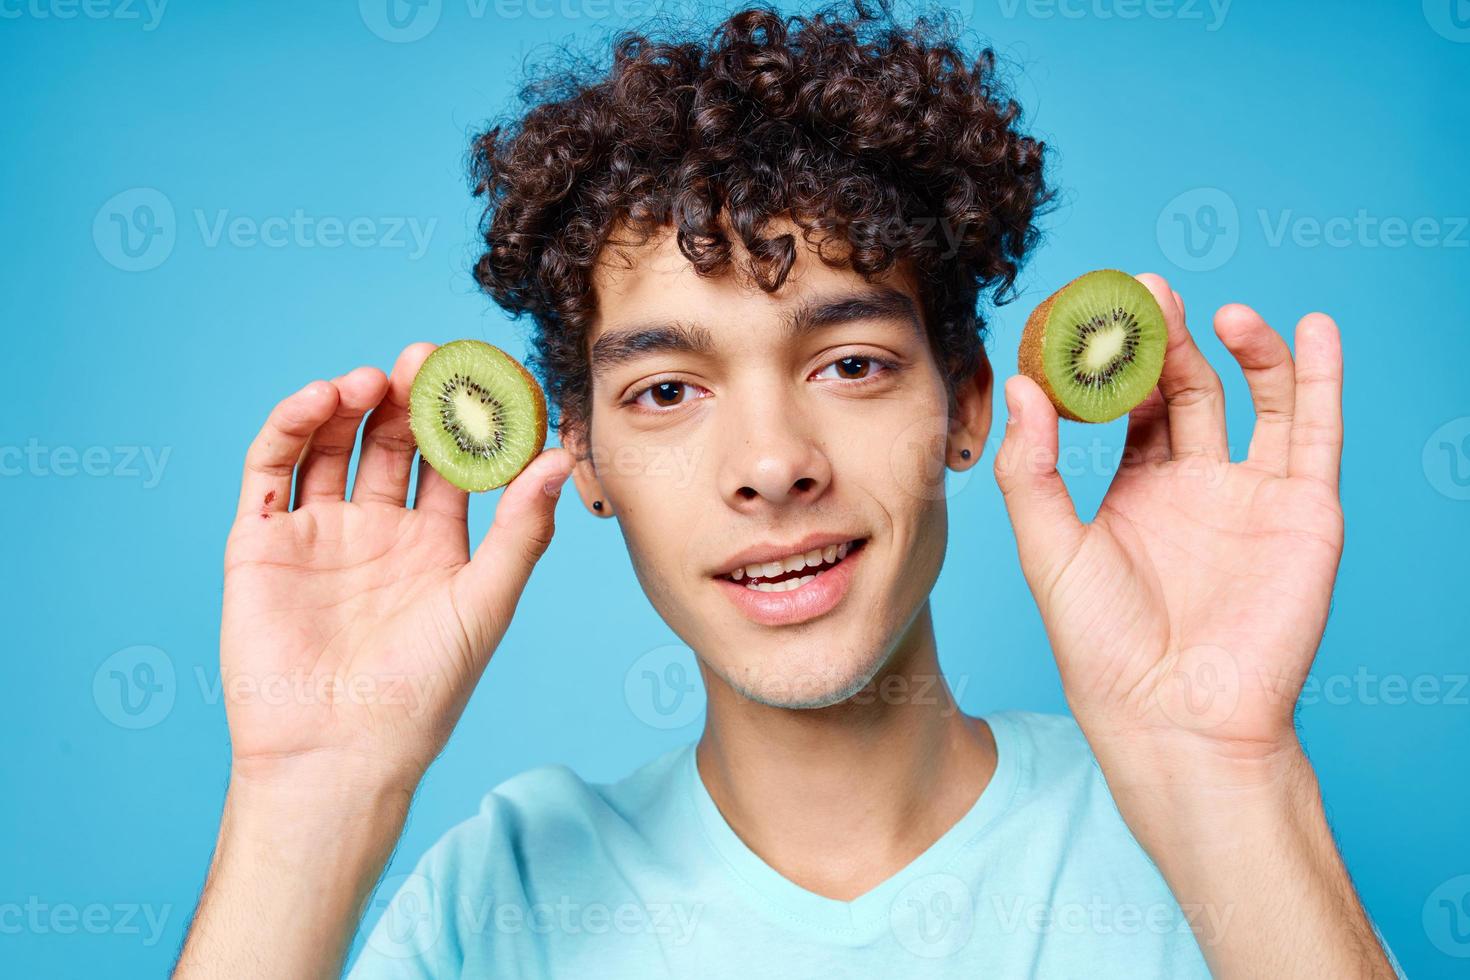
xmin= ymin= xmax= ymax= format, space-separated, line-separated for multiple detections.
xmin=469 ymin=0 xmax=1050 ymax=441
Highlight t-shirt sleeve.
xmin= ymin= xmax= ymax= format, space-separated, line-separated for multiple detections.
xmin=344 ymin=766 xmax=586 ymax=979
xmin=344 ymin=801 xmax=519 ymax=980
xmin=344 ymin=828 xmax=470 ymax=980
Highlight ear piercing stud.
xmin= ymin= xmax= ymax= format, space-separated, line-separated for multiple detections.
xmin=960 ymin=448 xmax=971 ymax=460
xmin=593 ymin=500 xmax=603 ymax=511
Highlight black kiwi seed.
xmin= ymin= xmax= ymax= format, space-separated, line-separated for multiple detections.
xmin=438 ymin=374 xmax=507 ymax=459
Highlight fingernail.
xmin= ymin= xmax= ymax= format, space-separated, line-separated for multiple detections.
xmin=1004 ymin=379 xmax=1021 ymax=425
xmin=543 ymin=469 xmax=571 ymax=498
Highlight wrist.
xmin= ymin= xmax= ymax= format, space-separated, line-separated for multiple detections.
xmin=176 ymin=754 xmax=417 ymax=977
xmin=1095 ymin=727 xmax=1306 ymax=803
xmin=1089 ymin=736 xmax=1391 ymax=976
xmin=229 ymin=745 xmax=425 ymax=805
xmin=216 ymin=751 xmax=417 ymax=881
xmin=1089 ymin=730 xmax=1315 ymax=851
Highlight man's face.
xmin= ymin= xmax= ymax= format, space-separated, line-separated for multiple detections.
xmin=571 ymin=217 xmax=991 ymax=709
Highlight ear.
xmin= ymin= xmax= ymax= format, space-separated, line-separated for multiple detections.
xmin=948 ymin=352 xmax=993 ymax=468
xmin=560 ymin=419 xmax=613 ymax=516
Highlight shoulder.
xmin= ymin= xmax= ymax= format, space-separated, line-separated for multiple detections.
xmin=986 ymin=709 xmax=1100 ymax=780
xmin=413 ymin=744 xmax=689 ymax=884
xmin=983 ymin=709 xmax=1123 ymax=821
xmin=348 ymin=748 xmax=690 ymax=977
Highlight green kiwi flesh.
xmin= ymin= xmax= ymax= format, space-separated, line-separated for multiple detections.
xmin=409 ymin=340 xmax=548 ymax=491
xmin=1018 ymin=269 xmax=1167 ymax=423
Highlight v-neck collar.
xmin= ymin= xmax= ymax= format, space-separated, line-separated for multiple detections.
xmin=683 ymin=712 xmax=1023 ymax=943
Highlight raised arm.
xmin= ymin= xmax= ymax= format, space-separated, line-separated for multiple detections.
xmin=993 ymin=276 xmax=1397 ymax=978
xmin=173 ymin=344 xmax=573 ymax=978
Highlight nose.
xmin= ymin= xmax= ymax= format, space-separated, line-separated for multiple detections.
xmin=718 ymin=385 xmax=833 ymax=510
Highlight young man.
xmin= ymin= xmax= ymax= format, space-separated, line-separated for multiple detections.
xmin=174 ymin=3 xmax=1400 ymax=977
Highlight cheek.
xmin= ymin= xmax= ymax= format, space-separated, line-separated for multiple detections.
xmin=594 ymin=437 xmax=709 ymax=512
xmin=856 ymin=404 xmax=953 ymax=512
xmin=596 ymin=443 xmax=709 ymax=597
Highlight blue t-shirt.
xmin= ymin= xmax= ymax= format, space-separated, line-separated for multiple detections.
xmin=352 ymin=714 xmax=1228 ymax=980
xmin=347 ymin=711 xmax=1391 ymax=978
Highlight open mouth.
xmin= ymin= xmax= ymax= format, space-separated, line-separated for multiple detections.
xmin=723 ymin=538 xmax=868 ymax=592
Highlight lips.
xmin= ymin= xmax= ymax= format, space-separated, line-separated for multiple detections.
xmin=714 ymin=538 xmax=867 ymax=626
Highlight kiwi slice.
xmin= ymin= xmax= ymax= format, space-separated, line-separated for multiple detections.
xmin=1018 ymin=269 xmax=1167 ymax=423
xmin=408 ymin=340 xmax=547 ymax=491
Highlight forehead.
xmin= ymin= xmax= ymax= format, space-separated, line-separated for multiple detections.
xmin=587 ymin=216 xmax=920 ymax=346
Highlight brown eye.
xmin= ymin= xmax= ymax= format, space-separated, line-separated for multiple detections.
xmin=818 ymin=356 xmax=874 ymax=381
xmin=633 ymin=379 xmax=700 ymax=411
xmin=650 ymin=381 xmax=684 ymax=406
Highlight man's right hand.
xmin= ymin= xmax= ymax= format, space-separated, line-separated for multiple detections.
xmin=175 ymin=343 xmax=572 ymax=978
xmin=222 ymin=342 xmax=572 ymax=787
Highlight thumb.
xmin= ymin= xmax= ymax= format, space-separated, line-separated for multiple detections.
xmin=993 ymin=375 xmax=1085 ymax=586
xmin=452 ymin=447 xmax=576 ymax=652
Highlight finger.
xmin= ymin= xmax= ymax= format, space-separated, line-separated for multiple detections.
xmin=354 ymin=343 xmax=437 ymax=507
xmin=449 ymin=448 xmax=576 ymax=656
xmin=1137 ymin=273 xmax=1228 ymax=460
xmin=413 ymin=455 xmax=469 ymax=521
xmin=993 ymin=375 xmax=1085 ymax=591
xmin=1288 ymin=313 xmax=1344 ymax=489
xmin=1120 ymin=387 xmax=1169 ymax=472
xmin=293 ymin=367 xmax=390 ymax=506
xmin=237 ymin=380 xmax=339 ymax=520
xmin=1214 ymin=303 xmax=1295 ymax=475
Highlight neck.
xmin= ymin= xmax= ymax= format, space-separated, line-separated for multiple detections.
xmin=695 ymin=602 xmax=996 ymax=901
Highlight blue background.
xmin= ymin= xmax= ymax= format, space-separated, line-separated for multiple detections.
xmin=2 ymin=0 xmax=1466 ymax=975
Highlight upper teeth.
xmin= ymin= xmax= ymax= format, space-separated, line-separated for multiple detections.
xmin=730 ymin=541 xmax=852 ymax=582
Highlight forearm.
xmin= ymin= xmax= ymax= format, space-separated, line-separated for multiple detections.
xmin=173 ymin=760 xmax=414 ymax=979
xmin=1100 ymin=740 xmax=1394 ymax=979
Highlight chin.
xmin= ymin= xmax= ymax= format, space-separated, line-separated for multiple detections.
xmin=713 ymin=638 xmax=894 ymax=710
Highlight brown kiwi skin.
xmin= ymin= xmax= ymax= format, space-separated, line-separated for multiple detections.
xmin=411 ymin=340 xmax=550 ymax=492
xmin=1017 ymin=269 xmax=1133 ymax=423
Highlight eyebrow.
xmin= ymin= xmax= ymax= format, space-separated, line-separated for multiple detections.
xmin=589 ymin=286 xmax=923 ymax=381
